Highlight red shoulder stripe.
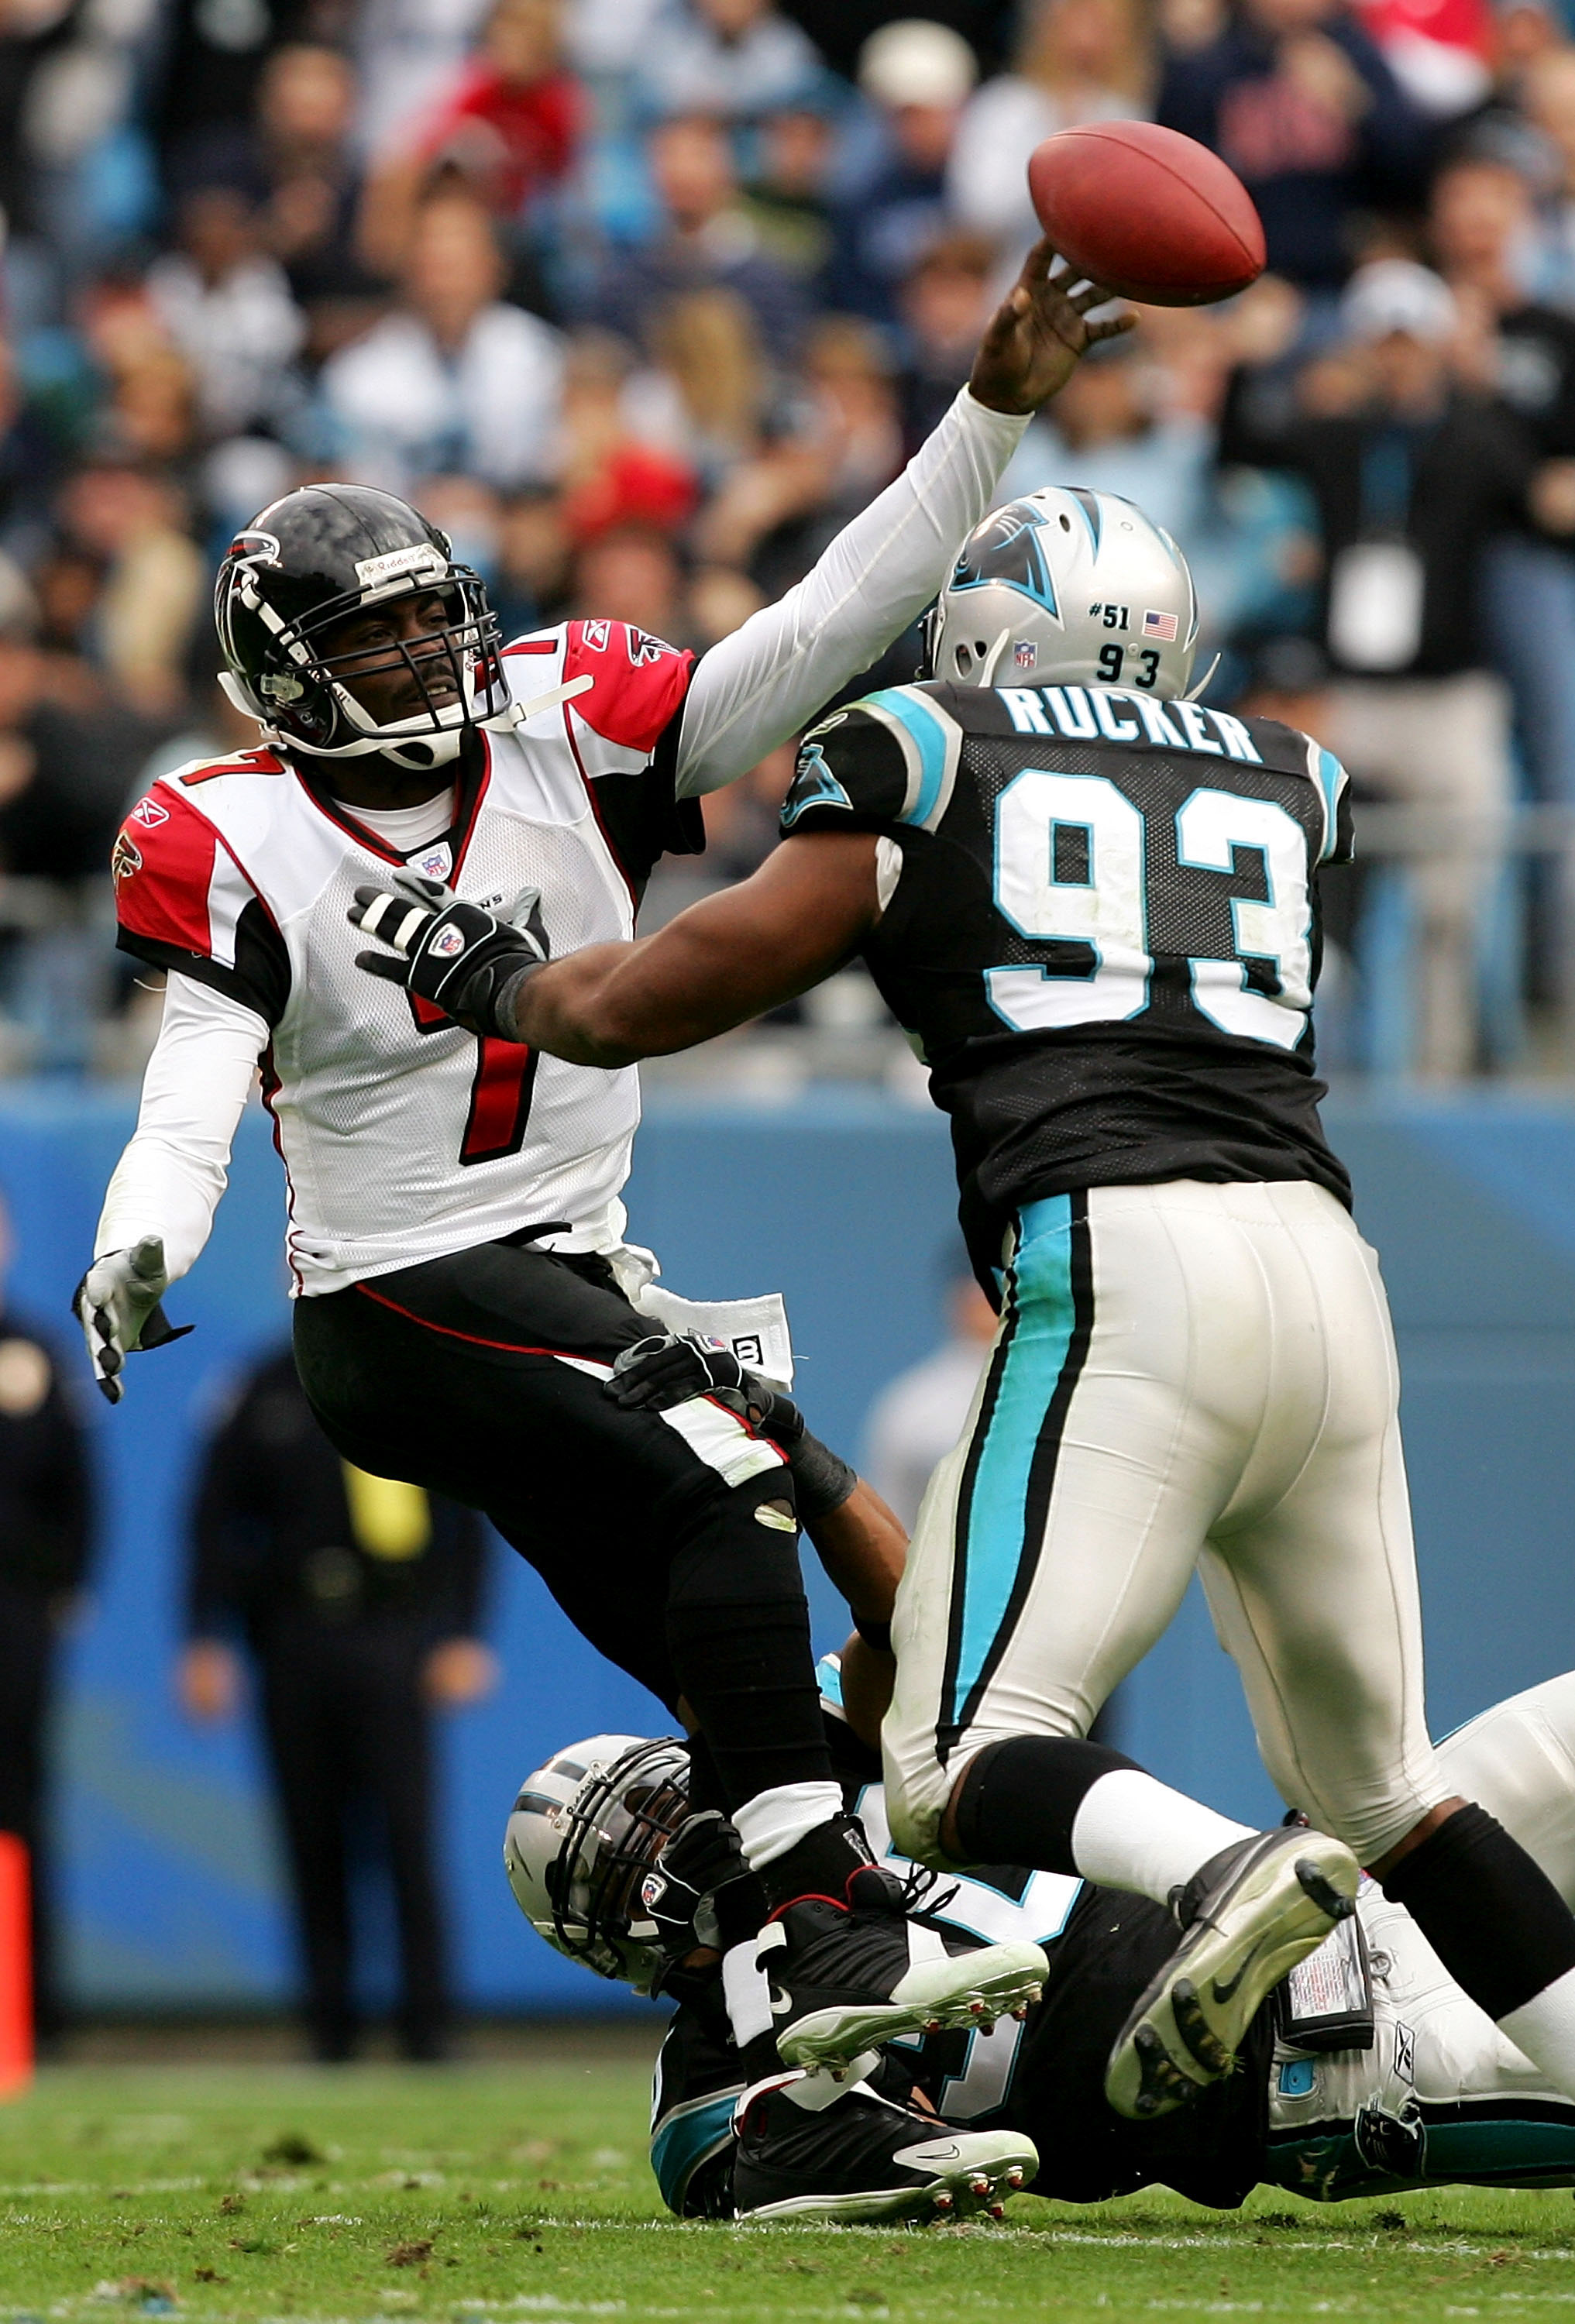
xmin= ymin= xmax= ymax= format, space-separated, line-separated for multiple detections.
xmin=112 ymin=788 xmax=221 ymax=954
xmin=563 ymin=619 xmax=694 ymax=755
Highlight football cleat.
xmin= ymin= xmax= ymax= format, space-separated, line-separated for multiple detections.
xmin=764 ymin=1865 xmax=1047 ymax=2077
xmin=732 ymin=2075 xmax=1037 ymax=2225
xmin=1104 ymin=1825 xmax=1360 ymax=2121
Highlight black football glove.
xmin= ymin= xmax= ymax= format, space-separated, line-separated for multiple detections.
xmin=607 ymin=1332 xmax=855 ymax=1520
xmin=607 ymin=1331 xmax=769 ymax=1423
xmin=641 ymin=1809 xmax=750 ymax=1966
xmin=349 ymin=871 xmax=549 ymax=1039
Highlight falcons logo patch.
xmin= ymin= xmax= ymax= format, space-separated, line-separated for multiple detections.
xmin=111 ymin=833 xmax=143 ymax=885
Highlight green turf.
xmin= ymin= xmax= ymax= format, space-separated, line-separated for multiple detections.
xmin=4 ymin=2051 xmax=1575 ymax=2322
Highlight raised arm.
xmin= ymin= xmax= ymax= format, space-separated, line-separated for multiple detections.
xmin=671 ymin=239 xmax=1131 ymax=799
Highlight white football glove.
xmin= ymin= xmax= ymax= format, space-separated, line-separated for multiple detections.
xmin=74 ymin=1234 xmax=191 ymax=1404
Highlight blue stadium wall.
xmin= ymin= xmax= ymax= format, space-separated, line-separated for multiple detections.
xmin=2 ymin=1084 xmax=1573 ymax=2020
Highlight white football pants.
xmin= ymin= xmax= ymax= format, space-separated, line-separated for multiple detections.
xmin=883 ymin=1177 xmax=1453 ymax=1868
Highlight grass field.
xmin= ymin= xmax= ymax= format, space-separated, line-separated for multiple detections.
xmin=5 ymin=2040 xmax=1575 ymax=2322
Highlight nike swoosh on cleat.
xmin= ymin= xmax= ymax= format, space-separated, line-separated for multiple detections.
xmin=1209 ymin=1956 xmax=1256 ymax=2005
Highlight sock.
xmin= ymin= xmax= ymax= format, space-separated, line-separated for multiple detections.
xmin=954 ymin=1735 xmax=1251 ymax=1901
xmin=1070 ymin=1769 xmax=1254 ymax=1904
xmin=1381 ymin=1803 xmax=1575 ymax=2092
xmin=733 ymin=1780 xmax=846 ymax=1873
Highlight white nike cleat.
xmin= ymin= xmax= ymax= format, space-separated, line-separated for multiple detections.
xmin=1104 ymin=1825 xmax=1361 ymax=2121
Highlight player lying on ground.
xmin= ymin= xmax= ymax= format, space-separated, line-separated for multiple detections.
xmin=79 ymin=239 xmax=1136 ymax=2127
xmin=506 ymin=1667 xmax=1575 ymax=2224
xmin=352 ymin=486 xmax=1575 ymax=2121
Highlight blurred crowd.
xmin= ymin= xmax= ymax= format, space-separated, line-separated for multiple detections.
xmin=10 ymin=0 xmax=1575 ymax=1074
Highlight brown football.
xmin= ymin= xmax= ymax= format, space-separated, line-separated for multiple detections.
xmin=1027 ymin=120 xmax=1266 ymax=306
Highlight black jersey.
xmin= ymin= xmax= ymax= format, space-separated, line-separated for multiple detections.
xmin=648 ymin=1697 xmax=1270 ymax=2216
xmin=779 ymin=680 xmax=1354 ymax=1280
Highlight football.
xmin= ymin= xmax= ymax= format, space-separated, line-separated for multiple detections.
xmin=1027 ymin=121 xmax=1266 ymax=306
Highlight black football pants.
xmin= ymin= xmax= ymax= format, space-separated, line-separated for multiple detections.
xmin=292 ymin=1236 xmax=834 ymax=1815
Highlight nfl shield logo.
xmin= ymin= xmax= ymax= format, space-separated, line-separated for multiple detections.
xmin=1014 ymin=640 xmax=1035 ymax=669
xmin=432 ymin=923 xmax=466 ymax=958
xmin=416 ymin=841 xmax=452 ymax=882
xmin=640 ymin=1873 xmax=665 ymax=1911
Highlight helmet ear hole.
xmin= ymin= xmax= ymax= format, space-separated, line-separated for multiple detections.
xmin=954 ymin=643 xmax=971 ymax=674
xmin=1060 ymin=514 xmax=1071 ymax=531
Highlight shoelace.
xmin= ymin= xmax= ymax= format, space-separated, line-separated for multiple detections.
xmin=889 ymin=1862 xmax=961 ymax=1920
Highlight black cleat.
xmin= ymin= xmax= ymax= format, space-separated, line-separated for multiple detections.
xmin=764 ymin=1873 xmax=1047 ymax=2077
xmin=732 ymin=2077 xmax=1038 ymax=2225
xmin=1105 ymin=1826 xmax=1360 ymax=2121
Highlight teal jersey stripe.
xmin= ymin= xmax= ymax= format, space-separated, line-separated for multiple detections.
xmin=1315 ymin=748 xmax=1345 ymax=860
xmin=1267 ymin=2110 xmax=1575 ymax=2201
xmin=948 ymin=1194 xmax=1078 ymax=1725
xmin=865 ymin=687 xmax=950 ymax=827
xmin=650 ymin=2091 xmax=740 ymax=2215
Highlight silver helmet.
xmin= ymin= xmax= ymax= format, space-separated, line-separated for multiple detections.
xmin=504 ymin=1733 xmax=690 ymax=1993
xmin=927 ymin=486 xmax=1199 ymax=697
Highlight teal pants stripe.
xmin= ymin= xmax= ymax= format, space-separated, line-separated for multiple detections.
xmin=943 ymin=1193 xmax=1087 ymax=1741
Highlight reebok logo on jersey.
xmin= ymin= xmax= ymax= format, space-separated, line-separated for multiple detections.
xmin=430 ymin=923 xmax=466 ymax=958
xmin=130 ymin=796 xmax=170 ymax=829
xmin=580 ymin=619 xmax=611 ymax=650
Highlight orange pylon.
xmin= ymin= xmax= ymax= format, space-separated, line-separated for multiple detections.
xmin=0 ymin=1834 xmax=33 ymax=2096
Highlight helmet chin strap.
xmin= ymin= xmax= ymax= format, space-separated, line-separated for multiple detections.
xmin=222 ymin=672 xmax=595 ymax=768
xmin=976 ymin=629 xmax=1015 ymax=686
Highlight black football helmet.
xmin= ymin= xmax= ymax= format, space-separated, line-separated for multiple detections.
xmin=214 ymin=483 xmax=511 ymax=772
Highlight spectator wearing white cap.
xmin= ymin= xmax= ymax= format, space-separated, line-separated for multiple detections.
xmin=829 ymin=19 xmax=978 ymax=324
xmin=1222 ymin=256 xmax=1540 ymax=1075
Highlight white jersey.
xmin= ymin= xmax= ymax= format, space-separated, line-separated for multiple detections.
xmin=96 ymin=387 xmax=1035 ymax=1292
xmin=111 ymin=621 xmax=698 ymax=1294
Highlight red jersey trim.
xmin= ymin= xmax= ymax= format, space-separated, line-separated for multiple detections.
xmin=178 ymin=749 xmax=285 ymax=786
xmin=353 ymin=1280 xmax=607 ymax=1361
xmin=562 ymin=703 xmax=637 ymax=909
xmin=291 ymin=771 xmax=408 ymax=865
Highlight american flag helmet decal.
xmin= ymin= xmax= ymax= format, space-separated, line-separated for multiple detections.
xmin=1143 ymin=609 xmax=1179 ymax=641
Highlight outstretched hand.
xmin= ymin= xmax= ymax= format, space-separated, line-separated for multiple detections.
xmin=969 ymin=235 xmax=1135 ymax=417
